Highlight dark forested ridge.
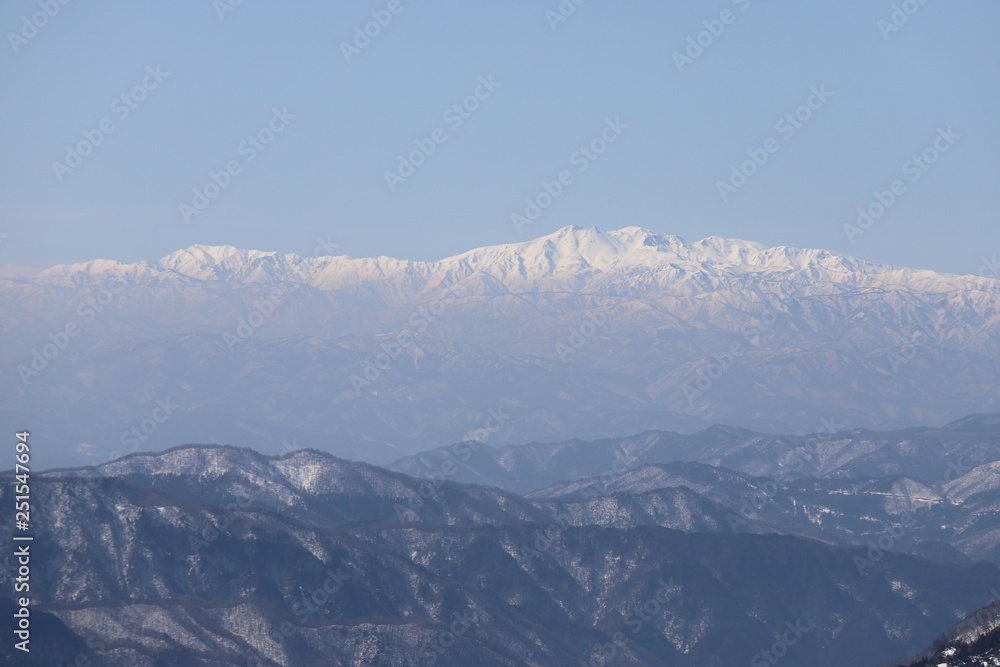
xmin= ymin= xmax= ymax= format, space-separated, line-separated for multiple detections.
xmin=3 ymin=442 xmax=1000 ymax=666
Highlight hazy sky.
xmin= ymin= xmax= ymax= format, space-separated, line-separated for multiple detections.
xmin=1 ymin=0 xmax=997 ymax=274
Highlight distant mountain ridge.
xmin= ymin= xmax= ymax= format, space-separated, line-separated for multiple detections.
xmin=390 ymin=415 xmax=1000 ymax=492
xmin=390 ymin=415 xmax=1000 ymax=564
xmin=21 ymin=226 xmax=997 ymax=295
xmin=3 ymin=226 xmax=1000 ymax=468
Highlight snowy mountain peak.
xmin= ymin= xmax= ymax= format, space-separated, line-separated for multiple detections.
xmin=157 ymin=245 xmax=290 ymax=280
xmin=450 ymin=225 xmax=857 ymax=278
xmin=18 ymin=226 xmax=1000 ymax=296
xmin=6 ymin=226 xmax=1000 ymax=471
xmin=160 ymin=244 xmax=252 ymax=266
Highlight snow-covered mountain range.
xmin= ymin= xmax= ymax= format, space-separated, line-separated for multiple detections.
xmin=5 ymin=442 xmax=1000 ymax=666
xmin=3 ymin=226 xmax=999 ymax=468
xmin=23 ymin=225 xmax=998 ymax=295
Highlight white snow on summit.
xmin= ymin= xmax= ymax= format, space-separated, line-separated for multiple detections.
xmin=22 ymin=226 xmax=1000 ymax=297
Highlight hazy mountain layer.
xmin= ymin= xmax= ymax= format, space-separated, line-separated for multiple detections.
xmin=4 ymin=226 xmax=1000 ymax=468
xmin=390 ymin=416 xmax=1000 ymax=492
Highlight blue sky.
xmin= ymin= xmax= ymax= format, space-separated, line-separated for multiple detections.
xmin=1 ymin=0 xmax=997 ymax=274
